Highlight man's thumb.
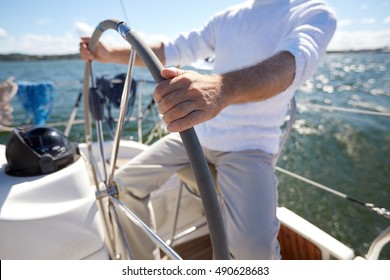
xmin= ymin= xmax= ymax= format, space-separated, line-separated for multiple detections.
xmin=161 ymin=67 xmax=185 ymax=79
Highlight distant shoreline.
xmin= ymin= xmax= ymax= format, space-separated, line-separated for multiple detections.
xmin=0 ymin=53 xmax=81 ymax=62
xmin=0 ymin=48 xmax=389 ymax=62
xmin=327 ymin=48 xmax=390 ymax=54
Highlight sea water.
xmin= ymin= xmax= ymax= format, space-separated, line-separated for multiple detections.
xmin=0 ymin=52 xmax=389 ymax=259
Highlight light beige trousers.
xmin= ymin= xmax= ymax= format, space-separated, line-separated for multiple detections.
xmin=115 ymin=133 xmax=280 ymax=260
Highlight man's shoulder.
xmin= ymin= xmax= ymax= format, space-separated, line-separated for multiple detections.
xmin=212 ymin=1 xmax=252 ymax=20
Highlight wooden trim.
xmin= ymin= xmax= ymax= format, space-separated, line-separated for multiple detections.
xmin=278 ymin=224 xmax=322 ymax=260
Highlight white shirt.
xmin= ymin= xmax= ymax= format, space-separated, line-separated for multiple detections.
xmin=164 ymin=0 xmax=337 ymax=153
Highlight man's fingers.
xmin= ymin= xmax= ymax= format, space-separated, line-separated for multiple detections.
xmin=79 ymin=37 xmax=94 ymax=61
xmin=154 ymin=68 xmax=188 ymax=103
xmin=161 ymin=100 xmax=193 ymax=122
xmin=166 ymin=110 xmax=204 ymax=132
xmin=80 ymin=37 xmax=91 ymax=43
xmin=160 ymin=67 xmax=185 ymax=79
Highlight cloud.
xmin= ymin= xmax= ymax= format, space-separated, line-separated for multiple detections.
xmin=74 ymin=21 xmax=171 ymax=46
xmin=384 ymin=16 xmax=390 ymax=24
xmin=0 ymin=21 xmax=94 ymax=54
xmin=75 ymin=21 xmax=94 ymax=37
xmin=136 ymin=31 xmax=171 ymax=45
xmin=338 ymin=19 xmax=353 ymax=27
xmin=328 ymin=29 xmax=390 ymax=51
xmin=99 ymin=30 xmax=171 ymax=51
xmin=0 ymin=19 xmax=173 ymax=55
xmin=1 ymin=20 xmax=389 ymax=55
xmin=362 ymin=17 xmax=377 ymax=25
xmin=22 ymin=33 xmax=79 ymax=54
xmin=0 ymin=27 xmax=7 ymax=37
xmin=1 ymin=32 xmax=79 ymax=55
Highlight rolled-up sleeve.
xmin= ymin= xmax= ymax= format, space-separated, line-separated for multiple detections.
xmin=276 ymin=4 xmax=337 ymax=88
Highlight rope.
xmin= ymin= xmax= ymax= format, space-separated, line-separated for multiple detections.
xmin=300 ymin=103 xmax=390 ymax=117
xmin=275 ymin=166 xmax=390 ymax=219
xmin=0 ymin=124 xmax=13 ymax=132
xmin=0 ymin=77 xmax=18 ymax=126
xmin=119 ymin=0 xmax=129 ymax=23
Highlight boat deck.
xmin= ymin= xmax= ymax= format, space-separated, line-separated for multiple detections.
xmin=164 ymin=223 xmax=322 ymax=260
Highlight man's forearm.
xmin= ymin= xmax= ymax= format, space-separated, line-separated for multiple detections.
xmin=221 ymin=51 xmax=296 ymax=105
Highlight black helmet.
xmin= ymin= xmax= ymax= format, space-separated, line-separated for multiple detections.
xmin=5 ymin=126 xmax=79 ymax=176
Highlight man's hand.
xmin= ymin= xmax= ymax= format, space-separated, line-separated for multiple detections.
xmin=154 ymin=68 xmax=227 ymax=132
xmin=79 ymin=37 xmax=112 ymax=63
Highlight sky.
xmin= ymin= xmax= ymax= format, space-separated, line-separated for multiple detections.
xmin=0 ymin=0 xmax=389 ymax=55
